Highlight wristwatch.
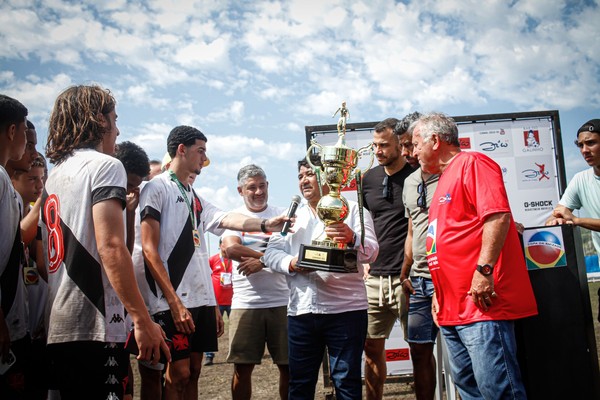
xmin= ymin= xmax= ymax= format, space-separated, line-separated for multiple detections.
xmin=476 ymin=263 xmax=494 ymax=276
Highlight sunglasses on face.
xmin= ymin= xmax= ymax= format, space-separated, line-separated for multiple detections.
xmin=417 ymin=180 xmax=427 ymax=209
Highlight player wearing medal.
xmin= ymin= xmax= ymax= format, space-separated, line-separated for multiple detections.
xmin=140 ymin=126 xmax=288 ymax=400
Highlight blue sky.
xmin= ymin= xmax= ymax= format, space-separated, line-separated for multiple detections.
xmin=2 ymin=0 xmax=599 ymax=219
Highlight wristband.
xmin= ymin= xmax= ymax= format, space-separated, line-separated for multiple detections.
xmin=260 ymin=219 xmax=268 ymax=233
xmin=400 ymin=278 xmax=409 ymax=286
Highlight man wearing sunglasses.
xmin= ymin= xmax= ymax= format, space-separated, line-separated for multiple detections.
xmin=546 ymin=118 xmax=600 ymax=323
xmin=361 ymin=117 xmax=416 ymax=400
xmin=411 ymin=112 xmax=537 ymax=400
xmin=398 ymin=113 xmax=440 ymax=400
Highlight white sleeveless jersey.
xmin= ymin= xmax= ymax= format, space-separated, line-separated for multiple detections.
xmin=223 ymin=205 xmax=289 ymax=309
xmin=139 ymin=172 xmax=226 ymax=315
xmin=41 ymin=149 xmax=128 ymax=344
xmin=0 ymin=167 xmax=28 ymax=341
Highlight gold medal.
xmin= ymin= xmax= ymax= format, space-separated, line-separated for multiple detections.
xmin=24 ymin=265 xmax=39 ymax=285
xmin=193 ymin=229 xmax=201 ymax=247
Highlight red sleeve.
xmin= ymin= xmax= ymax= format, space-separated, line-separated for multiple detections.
xmin=464 ymin=154 xmax=511 ymax=221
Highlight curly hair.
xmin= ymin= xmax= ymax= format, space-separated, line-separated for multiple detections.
xmin=46 ymin=85 xmax=116 ymax=164
xmin=167 ymin=125 xmax=207 ymax=158
xmin=114 ymin=141 xmax=150 ymax=178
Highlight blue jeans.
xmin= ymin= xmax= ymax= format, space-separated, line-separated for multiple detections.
xmin=441 ymin=321 xmax=527 ymax=400
xmin=288 ymin=310 xmax=367 ymax=400
xmin=407 ymin=277 xmax=439 ymax=344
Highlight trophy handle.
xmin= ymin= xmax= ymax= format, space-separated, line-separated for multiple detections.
xmin=356 ymin=142 xmax=375 ymax=173
xmin=306 ymin=140 xmax=323 ymax=170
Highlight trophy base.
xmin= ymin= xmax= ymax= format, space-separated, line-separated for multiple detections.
xmin=297 ymin=244 xmax=358 ymax=273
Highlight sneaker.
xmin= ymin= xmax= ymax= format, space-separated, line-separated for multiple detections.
xmin=204 ymin=356 xmax=214 ymax=366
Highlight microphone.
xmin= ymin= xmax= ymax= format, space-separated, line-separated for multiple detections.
xmin=281 ymin=195 xmax=301 ymax=236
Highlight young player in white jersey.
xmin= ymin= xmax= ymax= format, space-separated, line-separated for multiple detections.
xmin=222 ymin=164 xmax=290 ymax=400
xmin=0 ymin=94 xmax=29 ymax=398
xmin=140 ymin=125 xmax=290 ymax=400
xmin=41 ymin=85 xmax=169 ymax=400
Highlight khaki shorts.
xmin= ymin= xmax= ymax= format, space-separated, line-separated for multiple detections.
xmin=227 ymin=306 xmax=288 ymax=365
xmin=365 ymin=274 xmax=408 ymax=339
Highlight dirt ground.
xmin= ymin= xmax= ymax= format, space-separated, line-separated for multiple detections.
xmin=131 ymin=282 xmax=600 ymax=399
xmin=130 ymin=319 xmax=417 ymax=399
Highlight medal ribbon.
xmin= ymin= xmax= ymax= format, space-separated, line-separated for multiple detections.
xmin=169 ymin=171 xmax=197 ymax=228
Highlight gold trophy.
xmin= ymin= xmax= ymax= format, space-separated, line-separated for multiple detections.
xmin=298 ymin=102 xmax=373 ymax=273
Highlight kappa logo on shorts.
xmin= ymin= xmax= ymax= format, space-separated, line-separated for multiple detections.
xmin=105 ymin=392 xmax=120 ymax=400
xmin=105 ymin=374 xmax=119 ymax=384
xmin=104 ymin=356 xmax=119 ymax=367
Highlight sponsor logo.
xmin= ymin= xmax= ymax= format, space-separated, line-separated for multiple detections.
xmin=386 ymin=348 xmax=410 ymax=361
xmin=524 ymin=230 xmax=566 ymax=269
xmin=521 ymin=128 xmax=544 ymax=152
xmin=521 ymin=163 xmax=550 ymax=181
xmin=479 ymin=139 xmax=510 ymax=152
xmin=438 ymin=193 xmax=452 ymax=204
xmin=176 ymin=195 xmax=185 ymax=203
xmin=523 ymin=129 xmax=541 ymax=148
xmin=459 ymin=137 xmax=471 ymax=149
xmin=524 ymin=200 xmax=553 ymax=208
xmin=105 ymin=374 xmax=119 ymax=384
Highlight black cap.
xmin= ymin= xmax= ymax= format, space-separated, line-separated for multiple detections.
xmin=577 ymin=119 xmax=600 ymax=136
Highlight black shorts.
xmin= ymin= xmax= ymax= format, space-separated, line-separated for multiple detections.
xmin=0 ymin=334 xmax=30 ymax=396
xmin=153 ymin=305 xmax=217 ymax=362
xmin=47 ymin=341 xmax=128 ymax=400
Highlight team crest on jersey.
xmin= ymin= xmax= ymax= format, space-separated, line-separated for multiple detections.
xmin=426 ymin=219 xmax=437 ymax=256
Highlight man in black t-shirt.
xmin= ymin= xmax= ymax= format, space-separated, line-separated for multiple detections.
xmin=362 ymin=117 xmax=416 ymax=400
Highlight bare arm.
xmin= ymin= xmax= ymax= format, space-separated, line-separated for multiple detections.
xmin=222 ymin=235 xmax=265 ymax=277
xmin=219 ymin=212 xmax=288 ymax=233
xmin=222 ymin=235 xmax=263 ymax=261
xmin=141 ymin=217 xmax=195 ymax=335
xmin=469 ymin=212 xmax=511 ymax=311
xmin=399 ymin=217 xmax=415 ymax=296
xmin=549 ymin=205 xmax=600 ymax=231
xmin=21 ymin=197 xmax=41 ymax=245
xmin=125 ymin=188 xmax=139 ymax=254
xmin=93 ymin=199 xmax=170 ymax=364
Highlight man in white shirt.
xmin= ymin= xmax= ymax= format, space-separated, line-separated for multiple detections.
xmin=264 ymin=157 xmax=379 ymax=400
xmin=223 ymin=164 xmax=290 ymax=400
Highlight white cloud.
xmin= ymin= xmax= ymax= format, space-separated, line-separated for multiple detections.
xmin=201 ymin=101 xmax=245 ymax=124
xmin=174 ymin=36 xmax=232 ymax=70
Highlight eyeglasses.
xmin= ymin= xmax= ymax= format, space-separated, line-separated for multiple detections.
xmin=382 ymin=175 xmax=391 ymax=200
xmin=417 ymin=180 xmax=427 ymax=209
